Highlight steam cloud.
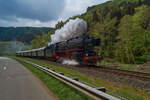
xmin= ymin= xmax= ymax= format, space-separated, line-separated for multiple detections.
xmin=49 ymin=18 xmax=87 ymax=65
xmin=50 ymin=18 xmax=87 ymax=44
xmin=62 ymin=59 xmax=79 ymax=65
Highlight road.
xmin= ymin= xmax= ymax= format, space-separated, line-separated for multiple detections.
xmin=0 ymin=57 xmax=56 ymax=100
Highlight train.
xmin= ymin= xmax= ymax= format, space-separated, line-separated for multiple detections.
xmin=16 ymin=34 xmax=101 ymax=65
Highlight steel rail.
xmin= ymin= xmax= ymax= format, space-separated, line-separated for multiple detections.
xmin=88 ymin=66 xmax=150 ymax=81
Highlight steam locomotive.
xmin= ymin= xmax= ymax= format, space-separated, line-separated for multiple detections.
xmin=16 ymin=34 xmax=101 ymax=65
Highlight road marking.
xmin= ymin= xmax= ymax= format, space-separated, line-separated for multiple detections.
xmin=7 ymin=76 xmax=11 ymax=80
xmin=3 ymin=66 xmax=7 ymax=70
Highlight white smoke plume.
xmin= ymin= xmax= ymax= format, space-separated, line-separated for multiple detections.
xmin=62 ymin=59 xmax=79 ymax=65
xmin=50 ymin=18 xmax=87 ymax=44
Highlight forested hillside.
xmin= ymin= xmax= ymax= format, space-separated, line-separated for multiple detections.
xmin=0 ymin=27 xmax=53 ymax=43
xmin=54 ymin=0 xmax=150 ymax=64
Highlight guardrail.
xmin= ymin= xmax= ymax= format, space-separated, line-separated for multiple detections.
xmin=23 ymin=60 xmax=120 ymax=100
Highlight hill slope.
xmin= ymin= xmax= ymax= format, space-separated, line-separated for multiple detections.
xmin=0 ymin=27 xmax=54 ymax=43
xmin=56 ymin=0 xmax=150 ymax=64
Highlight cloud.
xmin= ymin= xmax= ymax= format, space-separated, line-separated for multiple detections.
xmin=0 ymin=18 xmax=57 ymax=27
xmin=0 ymin=0 xmax=109 ymax=27
xmin=60 ymin=0 xmax=109 ymax=20
xmin=0 ymin=0 xmax=65 ymax=22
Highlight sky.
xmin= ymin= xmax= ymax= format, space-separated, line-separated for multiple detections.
xmin=0 ymin=0 xmax=109 ymax=27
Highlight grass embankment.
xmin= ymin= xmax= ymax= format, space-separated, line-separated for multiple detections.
xmin=13 ymin=57 xmax=93 ymax=100
xmin=12 ymin=57 xmax=150 ymax=100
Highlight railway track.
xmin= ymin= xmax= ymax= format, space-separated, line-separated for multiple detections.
xmin=35 ymin=58 xmax=150 ymax=81
xmin=83 ymin=65 xmax=150 ymax=81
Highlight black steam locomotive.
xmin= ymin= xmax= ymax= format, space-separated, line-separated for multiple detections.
xmin=16 ymin=34 xmax=101 ymax=65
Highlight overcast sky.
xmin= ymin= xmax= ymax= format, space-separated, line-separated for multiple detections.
xmin=0 ymin=0 xmax=109 ymax=27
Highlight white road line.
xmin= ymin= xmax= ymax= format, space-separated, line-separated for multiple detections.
xmin=3 ymin=66 xmax=7 ymax=70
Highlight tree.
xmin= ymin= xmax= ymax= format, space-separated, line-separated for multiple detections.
xmin=132 ymin=5 xmax=150 ymax=55
xmin=116 ymin=6 xmax=150 ymax=63
xmin=55 ymin=21 xmax=64 ymax=29
xmin=139 ymin=6 xmax=150 ymax=29
xmin=92 ymin=10 xmax=105 ymax=24
xmin=116 ymin=15 xmax=135 ymax=63
xmin=144 ymin=0 xmax=150 ymax=6
xmin=137 ymin=0 xmax=142 ymax=6
xmin=92 ymin=14 xmax=117 ymax=58
xmin=123 ymin=5 xmax=135 ymax=15
xmin=30 ymin=31 xmax=54 ymax=49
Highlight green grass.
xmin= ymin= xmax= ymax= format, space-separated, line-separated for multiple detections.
xmin=0 ymin=41 xmax=11 ymax=44
xmin=117 ymin=89 xmax=144 ymax=100
xmin=11 ymin=56 xmax=150 ymax=100
xmin=14 ymin=57 xmax=94 ymax=100
xmin=118 ymin=64 xmax=132 ymax=70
